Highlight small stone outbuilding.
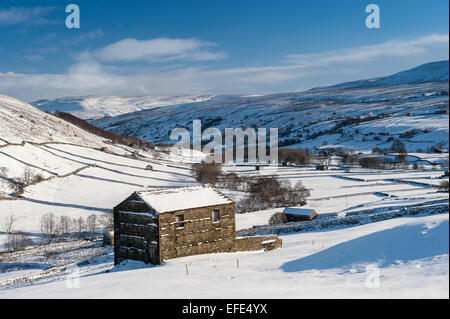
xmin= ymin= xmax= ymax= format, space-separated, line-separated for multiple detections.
xmin=316 ymin=164 xmax=329 ymax=171
xmin=283 ymin=207 xmax=318 ymax=222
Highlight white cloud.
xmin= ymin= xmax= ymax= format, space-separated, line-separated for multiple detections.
xmin=63 ymin=29 xmax=105 ymax=45
xmin=0 ymin=62 xmax=126 ymax=99
xmin=0 ymin=34 xmax=448 ymax=101
xmin=0 ymin=6 xmax=56 ymax=26
xmin=24 ymin=54 xmax=44 ymax=62
xmin=90 ymin=38 xmax=227 ymax=63
xmin=283 ymin=34 xmax=449 ymax=66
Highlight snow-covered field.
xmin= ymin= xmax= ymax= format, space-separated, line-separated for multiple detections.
xmin=226 ymin=165 xmax=449 ymax=228
xmin=1 ymin=139 xmax=447 ymax=298
xmin=1 ymin=214 xmax=448 ymax=298
xmin=0 ymin=143 xmax=196 ymax=245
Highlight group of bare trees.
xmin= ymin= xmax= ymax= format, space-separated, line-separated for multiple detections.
xmin=192 ymin=162 xmax=223 ymax=184
xmin=216 ymin=172 xmax=243 ymax=191
xmin=39 ymin=212 xmax=113 ymax=244
xmin=0 ymin=211 xmax=113 ymax=253
xmin=439 ymin=180 xmax=449 ymax=192
xmin=1 ymin=214 xmax=32 ymax=252
xmin=336 ymin=139 xmax=415 ymax=169
xmin=192 ymin=162 xmax=310 ymax=213
xmin=0 ymin=166 xmax=45 ymax=193
xmin=239 ymin=176 xmax=310 ymax=213
xmin=278 ymin=148 xmax=311 ymax=166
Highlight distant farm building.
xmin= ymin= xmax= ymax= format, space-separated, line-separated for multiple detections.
xmin=283 ymin=207 xmax=318 ymax=222
xmin=113 ymin=185 xmax=281 ymax=265
xmin=316 ymin=164 xmax=329 ymax=171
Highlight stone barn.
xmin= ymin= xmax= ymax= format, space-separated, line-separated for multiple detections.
xmin=113 ymin=185 xmax=237 ymax=265
xmin=114 ymin=185 xmax=282 ymax=265
xmin=283 ymin=207 xmax=318 ymax=222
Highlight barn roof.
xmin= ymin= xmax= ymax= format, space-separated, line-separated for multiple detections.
xmin=136 ymin=185 xmax=233 ymax=214
xmin=283 ymin=207 xmax=316 ymax=216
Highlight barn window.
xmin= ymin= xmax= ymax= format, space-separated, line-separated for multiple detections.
xmin=212 ymin=210 xmax=220 ymax=223
xmin=176 ymin=215 xmax=185 ymax=229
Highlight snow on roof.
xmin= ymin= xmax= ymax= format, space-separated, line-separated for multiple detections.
xmin=136 ymin=185 xmax=233 ymax=214
xmin=283 ymin=207 xmax=316 ymax=216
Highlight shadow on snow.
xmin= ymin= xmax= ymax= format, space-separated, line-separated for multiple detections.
xmin=281 ymin=219 xmax=449 ymax=272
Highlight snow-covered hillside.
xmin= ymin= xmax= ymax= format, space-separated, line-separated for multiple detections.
xmin=88 ymin=61 xmax=449 ymax=152
xmin=0 ymin=94 xmax=117 ymax=147
xmin=1 ymin=214 xmax=448 ymax=298
xmin=32 ymin=95 xmax=214 ymax=120
xmin=315 ymin=60 xmax=449 ymax=90
xmin=0 ymin=94 xmax=200 ymax=245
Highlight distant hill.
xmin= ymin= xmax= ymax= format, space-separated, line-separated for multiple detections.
xmin=312 ymin=60 xmax=449 ymax=91
xmin=87 ymin=61 xmax=449 ymax=152
xmin=32 ymin=95 xmax=214 ymax=120
xmin=25 ymin=61 xmax=450 ymax=152
xmin=0 ymin=94 xmax=111 ymax=147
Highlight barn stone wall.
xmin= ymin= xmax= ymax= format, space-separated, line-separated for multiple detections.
xmin=233 ymin=235 xmax=282 ymax=252
xmin=114 ymin=193 xmax=160 ymax=265
xmin=158 ymin=203 xmax=236 ymax=263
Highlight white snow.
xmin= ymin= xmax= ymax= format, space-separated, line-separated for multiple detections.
xmin=32 ymin=95 xmax=215 ymax=120
xmin=0 ymin=94 xmax=120 ymax=147
xmin=1 ymin=214 xmax=447 ymax=298
xmin=137 ymin=185 xmax=232 ymax=214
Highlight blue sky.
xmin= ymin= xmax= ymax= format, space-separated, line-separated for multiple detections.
xmin=0 ymin=0 xmax=448 ymax=101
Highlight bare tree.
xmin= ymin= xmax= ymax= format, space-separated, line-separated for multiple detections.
xmin=269 ymin=212 xmax=288 ymax=225
xmin=278 ymin=148 xmax=311 ymax=165
xmin=40 ymin=213 xmax=56 ymax=244
xmin=192 ymin=162 xmax=222 ymax=184
xmin=22 ymin=166 xmax=34 ymax=185
xmin=10 ymin=179 xmax=24 ymax=193
xmin=75 ymin=216 xmax=86 ymax=238
xmin=5 ymin=231 xmax=33 ymax=252
xmin=286 ymin=181 xmax=310 ymax=206
xmin=243 ymin=175 xmax=285 ymax=211
xmin=86 ymin=214 xmax=97 ymax=240
xmin=239 ymin=176 xmax=311 ymax=212
xmin=99 ymin=212 xmax=114 ymax=232
xmin=1 ymin=214 xmax=17 ymax=234
xmin=57 ymin=215 xmax=71 ymax=241
xmin=218 ymin=172 xmax=242 ymax=191
xmin=0 ymin=167 xmax=8 ymax=187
